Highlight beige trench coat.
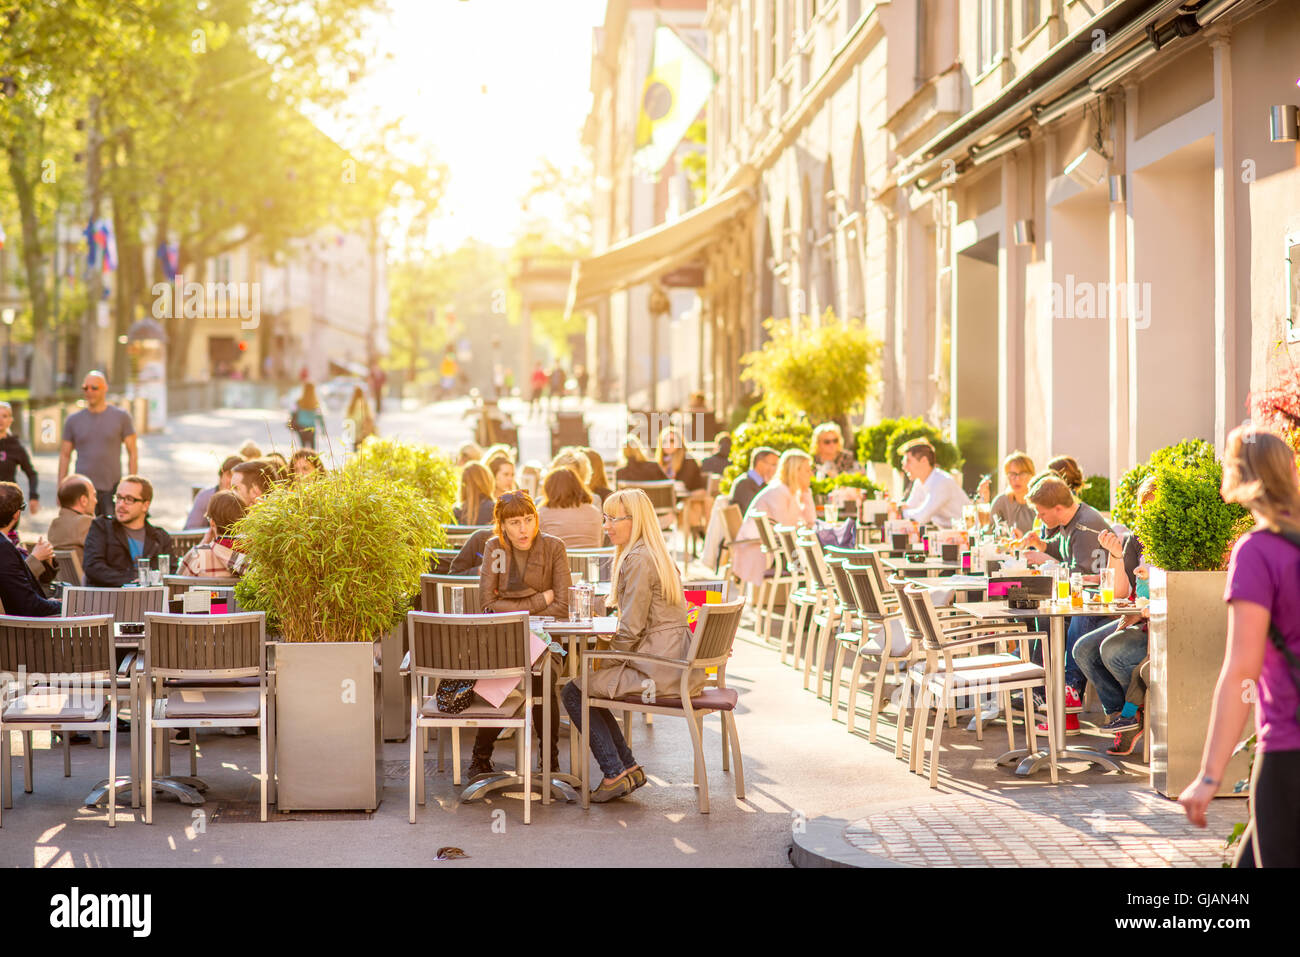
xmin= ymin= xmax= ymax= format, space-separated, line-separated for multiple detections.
xmin=582 ymin=541 xmax=706 ymax=701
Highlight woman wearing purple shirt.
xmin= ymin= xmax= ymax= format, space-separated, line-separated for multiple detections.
xmin=1179 ymin=426 xmax=1300 ymax=866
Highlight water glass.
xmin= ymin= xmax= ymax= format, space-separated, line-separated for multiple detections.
xmin=569 ymin=579 xmax=584 ymax=622
xmin=450 ymin=586 xmax=464 ymax=615
xmin=148 ymin=569 xmax=163 ymax=586
xmin=136 ymin=559 xmax=150 ymax=587
xmin=587 ymin=556 xmax=601 ymax=584
xmin=157 ymin=554 xmax=171 ymax=577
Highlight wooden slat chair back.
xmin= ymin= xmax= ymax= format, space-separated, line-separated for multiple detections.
xmin=63 ymin=585 xmax=166 ymax=624
xmin=427 ymin=548 xmax=460 ymax=575
xmin=831 ymin=565 xmax=911 ymax=740
xmin=0 ymin=614 xmax=118 ymax=827
xmin=614 ymin=480 xmax=677 ymax=529
xmin=774 ymin=525 xmax=804 ymax=580
xmin=567 ymin=547 xmax=615 ymax=582
xmin=823 ymin=545 xmax=875 ymax=567
xmin=444 ymin=525 xmax=491 ymax=549
xmin=405 ymin=610 xmax=535 ymax=823
xmin=419 ymin=574 xmax=482 ymax=615
xmin=797 ymin=533 xmax=847 ymax=698
xmin=163 ymin=576 xmax=239 ymax=598
xmin=53 ymin=550 xmax=84 ymax=586
xmin=683 ymin=579 xmax=731 ymax=600
xmin=140 ymin=612 xmax=271 ymax=823
xmin=580 ymin=598 xmax=746 ymax=814
xmin=166 ymin=531 xmax=205 ymax=555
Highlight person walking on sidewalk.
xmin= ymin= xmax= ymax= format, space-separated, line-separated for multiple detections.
xmin=1179 ymin=426 xmax=1300 ymax=867
xmin=529 ymin=361 xmax=547 ymax=417
xmin=0 ymin=401 xmax=39 ymax=516
xmin=289 ymin=382 xmax=326 ymax=450
xmin=57 ymin=371 xmax=137 ymax=518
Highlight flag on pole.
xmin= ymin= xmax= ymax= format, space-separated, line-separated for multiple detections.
xmin=84 ymin=219 xmax=117 ymax=274
xmin=633 ymin=25 xmax=716 ymax=177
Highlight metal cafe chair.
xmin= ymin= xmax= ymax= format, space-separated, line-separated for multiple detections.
xmin=0 ymin=614 xmax=119 ymax=827
xmin=64 ymin=585 xmax=166 ymax=624
xmin=580 ymin=598 xmax=746 ymax=814
xmin=444 ymin=525 xmax=491 ymax=549
xmin=405 ymin=610 xmax=537 ymax=824
xmin=141 ymin=612 xmax=273 ymax=823
xmin=52 ymin=549 xmax=84 ymax=586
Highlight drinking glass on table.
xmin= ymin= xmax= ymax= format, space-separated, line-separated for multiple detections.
xmin=450 ymin=585 xmax=465 ymax=615
xmin=1098 ymin=567 xmax=1115 ymax=604
xmin=136 ymin=559 xmax=150 ymax=587
xmin=1070 ymin=572 xmax=1084 ymax=608
xmin=1054 ymin=565 xmax=1070 ymax=603
xmin=824 ymin=502 xmax=838 ymax=524
xmin=148 ymin=569 xmax=163 ymax=586
xmin=157 ymin=554 xmax=171 ymax=577
xmin=587 ymin=556 xmax=601 ymax=585
xmin=569 ymin=579 xmax=584 ymax=622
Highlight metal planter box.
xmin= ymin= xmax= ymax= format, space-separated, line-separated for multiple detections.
xmin=274 ymin=640 xmax=383 ymax=811
xmin=379 ymin=621 xmax=410 ymax=742
xmin=1148 ymin=568 xmax=1252 ymax=799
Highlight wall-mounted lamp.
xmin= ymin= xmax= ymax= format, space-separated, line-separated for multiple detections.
xmin=1064 ymin=147 xmax=1109 ymax=188
xmin=1012 ymin=220 xmax=1034 ymax=246
xmin=1269 ymin=104 xmax=1299 ymax=143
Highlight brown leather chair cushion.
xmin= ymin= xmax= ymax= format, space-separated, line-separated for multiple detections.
xmin=612 ymin=687 xmax=739 ymax=712
xmin=164 ymin=689 xmax=260 ymax=719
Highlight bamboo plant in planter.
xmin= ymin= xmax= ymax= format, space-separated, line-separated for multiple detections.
xmin=234 ymin=467 xmax=443 ymax=811
xmin=1132 ymin=454 xmax=1251 ymax=799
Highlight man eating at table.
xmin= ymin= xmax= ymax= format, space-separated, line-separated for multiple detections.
xmin=1017 ymin=472 xmax=1114 ymax=732
xmin=896 ymin=439 xmax=970 ymax=526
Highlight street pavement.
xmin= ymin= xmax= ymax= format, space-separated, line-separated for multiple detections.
xmin=1 ymin=394 xmax=1243 ymax=867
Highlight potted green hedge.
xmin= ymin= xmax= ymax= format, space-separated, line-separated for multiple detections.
xmin=1131 ymin=448 xmax=1252 ymax=800
xmin=234 ymin=463 xmax=444 ymax=810
xmin=718 ymin=410 xmax=812 ymax=495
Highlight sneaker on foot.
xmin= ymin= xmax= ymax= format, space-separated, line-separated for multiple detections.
xmin=1107 ymin=727 xmax=1144 ymax=756
xmin=1037 ymin=714 xmax=1080 ymax=734
xmin=467 ymin=756 xmax=494 ymax=779
xmin=1064 ymin=686 xmax=1083 ymax=711
xmin=1100 ymin=711 xmax=1140 ymax=733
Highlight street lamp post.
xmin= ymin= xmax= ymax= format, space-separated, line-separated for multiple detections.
xmin=1 ymin=308 xmax=14 ymax=391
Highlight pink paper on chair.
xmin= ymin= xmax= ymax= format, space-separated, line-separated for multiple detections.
xmin=473 ymin=631 xmax=549 ymax=708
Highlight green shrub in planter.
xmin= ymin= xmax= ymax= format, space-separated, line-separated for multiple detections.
xmin=720 ymin=412 xmax=812 ymax=495
xmin=233 ymin=469 xmax=443 ymax=642
xmin=883 ymin=417 xmax=962 ymax=472
xmin=1133 ymin=464 xmax=1248 ymax=572
xmin=346 ymin=437 xmax=457 ymax=547
xmin=1079 ymin=474 xmax=1110 ymax=513
xmin=854 ymin=418 xmax=899 ymax=464
xmin=810 ymin=472 xmax=883 ymax=498
xmin=1113 ymin=438 xmax=1217 ymax=528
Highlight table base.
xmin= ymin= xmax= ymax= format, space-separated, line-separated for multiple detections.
xmin=995 ymin=746 xmax=1125 ymax=776
xmin=459 ymin=770 xmax=577 ymax=804
xmin=85 ymin=775 xmax=208 ymax=808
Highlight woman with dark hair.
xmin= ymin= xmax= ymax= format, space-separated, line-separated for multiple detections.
xmin=1047 ymin=454 xmax=1085 ymax=496
xmin=539 ymin=466 xmax=603 ymax=547
xmin=289 ymin=382 xmax=326 ymax=450
xmin=616 ymin=435 xmax=667 ymax=483
xmin=472 ymin=490 xmax=571 ymax=778
xmin=290 ymin=449 xmax=325 ymax=480
xmin=1179 ymin=427 xmax=1300 ymax=867
xmin=344 ymin=385 xmax=376 ymax=451
xmin=179 ymin=490 xmax=248 ymax=577
xmin=655 ymin=426 xmax=704 ymax=491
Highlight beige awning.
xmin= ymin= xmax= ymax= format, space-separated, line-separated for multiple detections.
xmin=565 ymin=185 xmax=753 ymax=316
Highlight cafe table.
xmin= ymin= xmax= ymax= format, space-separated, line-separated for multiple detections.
xmin=951 ymin=599 xmax=1128 ymax=777
xmin=538 ymin=616 xmax=619 ymax=779
xmin=880 ymin=555 xmax=965 ymax=579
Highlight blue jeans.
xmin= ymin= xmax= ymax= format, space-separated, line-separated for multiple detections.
xmin=561 ymin=681 xmax=636 ymax=781
xmin=1074 ymin=621 xmax=1149 ymax=715
xmin=1063 ymin=615 xmax=1110 ymax=694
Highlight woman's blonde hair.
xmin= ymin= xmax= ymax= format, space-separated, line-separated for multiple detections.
xmin=777 ymin=448 xmax=812 ymax=488
xmin=456 ymin=441 xmax=483 ymax=467
xmin=655 ymin=426 xmax=686 ymax=474
xmin=298 ymin=382 xmax=320 ymax=412
xmin=1221 ymin=425 xmax=1300 ymax=537
xmin=1002 ymin=451 xmax=1036 ymax=478
xmin=603 ymin=489 xmax=684 ymax=609
xmin=811 ymin=422 xmax=844 ymax=452
xmin=459 ymin=462 xmax=495 ymax=523
xmin=550 ymin=447 xmax=593 ymax=488
xmin=623 ymin=434 xmax=650 ymax=464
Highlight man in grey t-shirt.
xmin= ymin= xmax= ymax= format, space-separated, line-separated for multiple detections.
xmin=57 ymin=371 xmax=138 ymax=517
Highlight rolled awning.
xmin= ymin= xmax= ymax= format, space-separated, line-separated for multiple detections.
xmin=565 ymin=185 xmax=754 ymax=316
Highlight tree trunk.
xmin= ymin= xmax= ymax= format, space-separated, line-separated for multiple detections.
xmin=78 ymin=96 xmax=104 ymax=379
xmin=3 ymin=103 xmax=55 ymax=396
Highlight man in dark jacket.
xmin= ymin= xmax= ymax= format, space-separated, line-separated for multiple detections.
xmin=82 ymin=474 xmax=172 ymax=587
xmin=0 ymin=482 xmax=60 ymax=616
xmin=729 ymin=447 xmax=778 ymax=517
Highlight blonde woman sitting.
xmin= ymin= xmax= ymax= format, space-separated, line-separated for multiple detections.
xmin=562 ymin=489 xmax=706 ymax=802
xmin=731 ymin=449 xmax=816 ymax=586
xmin=454 ymin=461 xmax=496 ymax=526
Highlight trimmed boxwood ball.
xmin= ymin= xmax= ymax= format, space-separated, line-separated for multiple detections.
xmin=1132 ymin=464 xmax=1248 ymax=572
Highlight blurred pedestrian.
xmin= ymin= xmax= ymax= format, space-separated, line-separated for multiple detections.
xmin=57 ymin=371 xmax=138 ymax=518
xmin=186 ymin=454 xmax=243 ymax=529
xmin=289 ymin=382 xmax=325 ymax=450
xmin=549 ymin=364 xmax=566 ymax=411
xmin=369 ymin=361 xmax=386 ymax=414
xmin=529 ymin=361 xmax=547 ymax=417
xmin=345 ymin=385 xmax=376 ymax=451
xmin=0 ymin=401 xmax=39 ymax=515
xmin=440 ymin=349 xmax=459 ymax=399
xmin=575 ymin=364 xmax=589 ymax=400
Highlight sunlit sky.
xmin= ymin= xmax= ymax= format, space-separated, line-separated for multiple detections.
xmin=338 ymin=0 xmax=608 ymax=252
